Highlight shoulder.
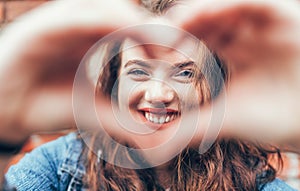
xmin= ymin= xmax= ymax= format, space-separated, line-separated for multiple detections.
xmin=261 ymin=179 xmax=297 ymax=191
xmin=16 ymin=132 xmax=82 ymax=168
xmin=6 ymin=132 xmax=83 ymax=191
xmin=41 ymin=131 xmax=82 ymax=151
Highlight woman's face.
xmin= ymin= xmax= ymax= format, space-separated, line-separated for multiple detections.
xmin=116 ymin=38 xmax=202 ymax=150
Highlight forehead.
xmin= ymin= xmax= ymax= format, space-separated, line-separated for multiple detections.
xmin=121 ymin=38 xmax=200 ymax=65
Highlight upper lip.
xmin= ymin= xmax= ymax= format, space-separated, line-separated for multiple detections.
xmin=139 ymin=108 xmax=179 ymax=114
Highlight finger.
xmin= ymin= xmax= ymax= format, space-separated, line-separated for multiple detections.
xmin=3 ymin=0 xmax=143 ymax=33
xmin=0 ymin=0 xmax=146 ymax=72
xmin=177 ymin=0 xmax=300 ymax=65
xmin=200 ymin=70 xmax=300 ymax=145
xmin=21 ymin=85 xmax=75 ymax=132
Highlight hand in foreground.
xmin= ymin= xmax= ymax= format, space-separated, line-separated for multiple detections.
xmin=174 ymin=0 xmax=300 ymax=147
xmin=0 ymin=0 xmax=144 ymax=144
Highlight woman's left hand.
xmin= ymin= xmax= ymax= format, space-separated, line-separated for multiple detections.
xmin=170 ymin=0 xmax=300 ymax=146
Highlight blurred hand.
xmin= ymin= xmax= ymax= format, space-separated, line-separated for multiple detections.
xmin=0 ymin=0 xmax=144 ymax=144
xmin=174 ymin=0 xmax=300 ymax=147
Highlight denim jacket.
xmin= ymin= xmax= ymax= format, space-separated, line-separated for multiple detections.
xmin=5 ymin=133 xmax=297 ymax=191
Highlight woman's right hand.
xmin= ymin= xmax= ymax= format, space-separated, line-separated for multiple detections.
xmin=0 ymin=0 xmax=144 ymax=144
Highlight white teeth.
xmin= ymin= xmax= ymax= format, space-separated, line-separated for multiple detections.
xmin=159 ymin=117 xmax=165 ymax=124
xmin=144 ymin=112 xmax=177 ymax=124
xmin=149 ymin=114 xmax=153 ymax=121
xmin=170 ymin=115 xmax=174 ymax=121
xmin=165 ymin=116 xmax=170 ymax=123
xmin=153 ymin=117 xmax=159 ymax=123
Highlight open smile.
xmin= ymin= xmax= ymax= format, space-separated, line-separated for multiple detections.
xmin=139 ymin=108 xmax=180 ymax=124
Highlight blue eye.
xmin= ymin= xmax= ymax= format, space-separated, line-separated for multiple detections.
xmin=174 ymin=69 xmax=195 ymax=83
xmin=127 ymin=69 xmax=150 ymax=81
xmin=128 ymin=69 xmax=148 ymax=76
xmin=176 ymin=70 xmax=194 ymax=78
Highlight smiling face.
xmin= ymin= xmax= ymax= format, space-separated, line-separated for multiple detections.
xmin=116 ymin=38 xmax=204 ymax=149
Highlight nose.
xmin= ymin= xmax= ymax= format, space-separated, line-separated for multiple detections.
xmin=144 ymin=80 xmax=175 ymax=104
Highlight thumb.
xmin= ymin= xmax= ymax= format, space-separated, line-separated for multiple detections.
xmin=21 ymin=85 xmax=75 ymax=133
xmin=201 ymin=74 xmax=300 ymax=146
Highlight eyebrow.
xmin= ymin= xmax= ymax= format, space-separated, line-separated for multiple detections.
xmin=124 ymin=59 xmax=151 ymax=69
xmin=124 ymin=60 xmax=195 ymax=69
xmin=172 ymin=61 xmax=195 ymax=69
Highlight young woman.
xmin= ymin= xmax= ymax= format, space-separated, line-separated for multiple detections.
xmin=2 ymin=0 xmax=299 ymax=190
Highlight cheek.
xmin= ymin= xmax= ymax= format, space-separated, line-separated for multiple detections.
xmin=118 ymin=77 xmax=144 ymax=109
xmin=187 ymin=88 xmax=201 ymax=106
xmin=118 ymin=81 xmax=130 ymax=110
xmin=173 ymin=84 xmax=200 ymax=109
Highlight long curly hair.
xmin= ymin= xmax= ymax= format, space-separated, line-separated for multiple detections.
xmin=82 ymin=1 xmax=283 ymax=190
